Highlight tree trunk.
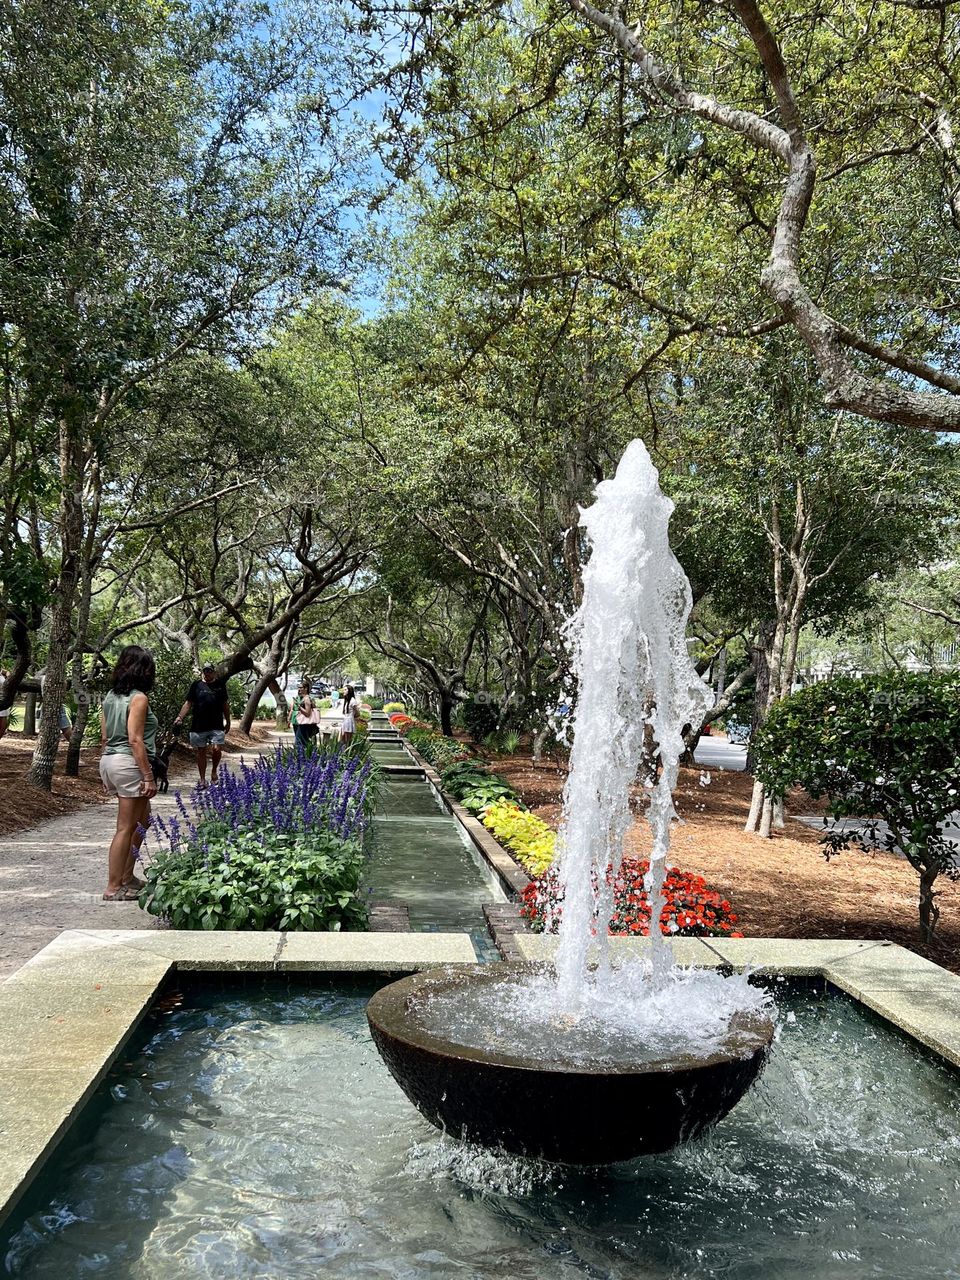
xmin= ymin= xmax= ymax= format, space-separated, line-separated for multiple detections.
xmin=23 ymin=692 xmax=37 ymax=735
xmin=532 ymin=723 xmax=550 ymax=763
xmin=918 ymin=862 xmax=940 ymax=946
xmin=757 ymin=792 xmax=775 ymax=839
xmin=744 ymin=627 xmax=773 ymax=776
xmin=240 ymin=667 xmax=275 ymax=735
xmin=30 ymin=628 xmax=71 ymax=789
xmin=746 ymin=778 xmax=765 ymax=833
xmin=0 ymin=610 xmax=34 ymax=710
xmin=65 ymin=697 xmax=91 ymax=776
xmin=274 ymin=681 xmax=290 ymax=729
xmin=29 ymin=413 xmax=86 ymax=789
xmin=439 ymin=690 xmax=455 ymax=737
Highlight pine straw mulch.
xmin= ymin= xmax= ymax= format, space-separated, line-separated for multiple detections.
xmin=0 ymin=722 xmax=276 ymax=839
xmin=488 ymin=750 xmax=960 ymax=974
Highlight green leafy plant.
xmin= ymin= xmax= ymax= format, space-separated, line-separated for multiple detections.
xmin=755 ymin=673 xmax=960 ymax=945
xmin=225 ymin=677 xmax=248 ymax=720
xmin=141 ymin=744 xmax=373 ymax=930
xmin=439 ymin=760 xmax=519 ymax=813
xmin=405 ymin=724 xmax=468 ymax=770
xmin=441 ymin=761 xmax=491 ymax=790
xmin=141 ymin=829 xmax=367 ymax=931
xmin=458 ymin=779 xmax=518 ymax=814
xmin=148 ymin=649 xmax=197 ymax=732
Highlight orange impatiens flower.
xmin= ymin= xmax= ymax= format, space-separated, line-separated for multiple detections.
xmin=520 ymin=857 xmax=741 ymax=939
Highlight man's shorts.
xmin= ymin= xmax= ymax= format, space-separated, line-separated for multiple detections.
xmin=0 ymin=706 xmax=9 ymax=720
xmin=190 ymin=729 xmax=225 ymax=748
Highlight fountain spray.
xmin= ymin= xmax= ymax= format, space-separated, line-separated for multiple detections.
xmin=554 ymin=439 xmax=712 ymax=1006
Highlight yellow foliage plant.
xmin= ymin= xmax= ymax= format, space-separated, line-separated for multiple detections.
xmin=481 ymin=799 xmax=556 ymax=876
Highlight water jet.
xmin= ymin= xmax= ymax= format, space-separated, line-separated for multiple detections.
xmin=368 ymin=440 xmax=776 ymax=1162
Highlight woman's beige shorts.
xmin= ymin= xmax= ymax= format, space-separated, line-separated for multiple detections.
xmin=100 ymin=753 xmax=147 ymax=799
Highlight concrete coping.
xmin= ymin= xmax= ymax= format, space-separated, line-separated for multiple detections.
xmin=515 ymin=934 xmax=960 ymax=1070
xmin=4 ymin=928 xmax=960 ymax=1234
xmin=0 ymin=928 xmax=478 ymax=1232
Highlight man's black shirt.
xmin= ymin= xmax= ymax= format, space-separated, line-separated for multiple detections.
xmin=186 ymin=680 xmax=227 ymax=732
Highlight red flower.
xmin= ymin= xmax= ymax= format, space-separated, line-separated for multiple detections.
xmin=521 ymin=858 xmax=741 ymax=939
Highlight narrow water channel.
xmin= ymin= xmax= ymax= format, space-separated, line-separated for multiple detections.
xmin=364 ymin=716 xmax=503 ymax=957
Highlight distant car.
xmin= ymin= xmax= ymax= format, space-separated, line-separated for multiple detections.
xmin=724 ymin=720 xmax=751 ymax=745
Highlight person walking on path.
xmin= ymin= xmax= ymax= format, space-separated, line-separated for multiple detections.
xmin=0 ymin=668 xmax=11 ymax=744
xmin=173 ymin=663 xmax=231 ymax=786
xmin=99 ymin=645 xmax=158 ymax=901
xmin=339 ymin=683 xmax=358 ymax=744
xmin=292 ymin=680 xmax=320 ymax=751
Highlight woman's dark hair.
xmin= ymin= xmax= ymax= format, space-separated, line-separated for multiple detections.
xmin=343 ymin=683 xmax=356 ymax=711
xmin=111 ymin=645 xmax=156 ymax=695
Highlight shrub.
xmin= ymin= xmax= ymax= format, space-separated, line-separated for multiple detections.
xmin=462 ymin=698 xmax=499 ymax=742
xmin=482 ymin=799 xmax=556 ymax=875
xmin=459 ymin=779 xmax=518 ymax=814
xmin=520 ymin=858 xmax=743 ymax=937
xmin=141 ymin=743 xmax=372 ymax=930
xmin=149 ymin=649 xmax=197 ymax=733
xmin=755 ymin=672 xmax=960 ymax=944
xmin=226 ymin=677 xmax=248 ymax=720
xmin=384 ymin=701 xmax=406 ymax=714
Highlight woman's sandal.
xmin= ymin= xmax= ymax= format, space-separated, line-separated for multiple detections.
xmin=102 ymin=885 xmax=141 ymax=901
xmin=123 ymin=875 xmax=145 ymax=891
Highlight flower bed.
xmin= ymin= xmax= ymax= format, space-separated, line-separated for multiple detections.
xmin=482 ymin=799 xmax=556 ymax=875
xmin=391 ymin=715 xmax=470 ymax=771
xmin=141 ymin=744 xmax=373 ymax=931
xmin=520 ymin=858 xmax=743 ymax=937
xmin=383 ymin=701 xmax=406 ymax=714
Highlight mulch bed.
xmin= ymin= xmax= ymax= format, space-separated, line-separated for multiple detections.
xmin=489 ymin=749 xmax=960 ymax=973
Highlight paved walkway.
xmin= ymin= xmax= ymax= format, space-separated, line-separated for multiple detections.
xmin=0 ymin=752 xmax=263 ymax=981
xmin=795 ymin=812 xmax=960 ymax=866
xmin=694 ymin=737 xmax=748 ymax=772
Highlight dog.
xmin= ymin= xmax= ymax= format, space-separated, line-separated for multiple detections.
xmin=152 ymin=728 xmax=178 ymax=794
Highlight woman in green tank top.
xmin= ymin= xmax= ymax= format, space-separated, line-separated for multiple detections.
xmin=98 ymin=645 xmax=158 ymax=900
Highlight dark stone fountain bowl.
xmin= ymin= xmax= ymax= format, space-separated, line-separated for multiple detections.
xmin=367 ymin=961 xmax=774 ymax=1165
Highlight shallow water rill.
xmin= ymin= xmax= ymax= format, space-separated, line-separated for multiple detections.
xmin=6 ymin=979 xmax=960 ymax=1280
xmin=368 ymin=440 xmax=775 ymax=1161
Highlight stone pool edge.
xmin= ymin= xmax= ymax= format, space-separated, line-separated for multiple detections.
xmin=516 ymin=934 xmax=960 ymax=1070
xmin=0 ymin=928 xmax=478 ymax=1233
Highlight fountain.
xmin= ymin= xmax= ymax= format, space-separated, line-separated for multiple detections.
xmin=368 ymin=439 xmax=775 ymax=1163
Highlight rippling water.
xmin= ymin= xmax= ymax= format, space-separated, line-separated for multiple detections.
xmin=5 ymin=979 xmax=960 ymax=1280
